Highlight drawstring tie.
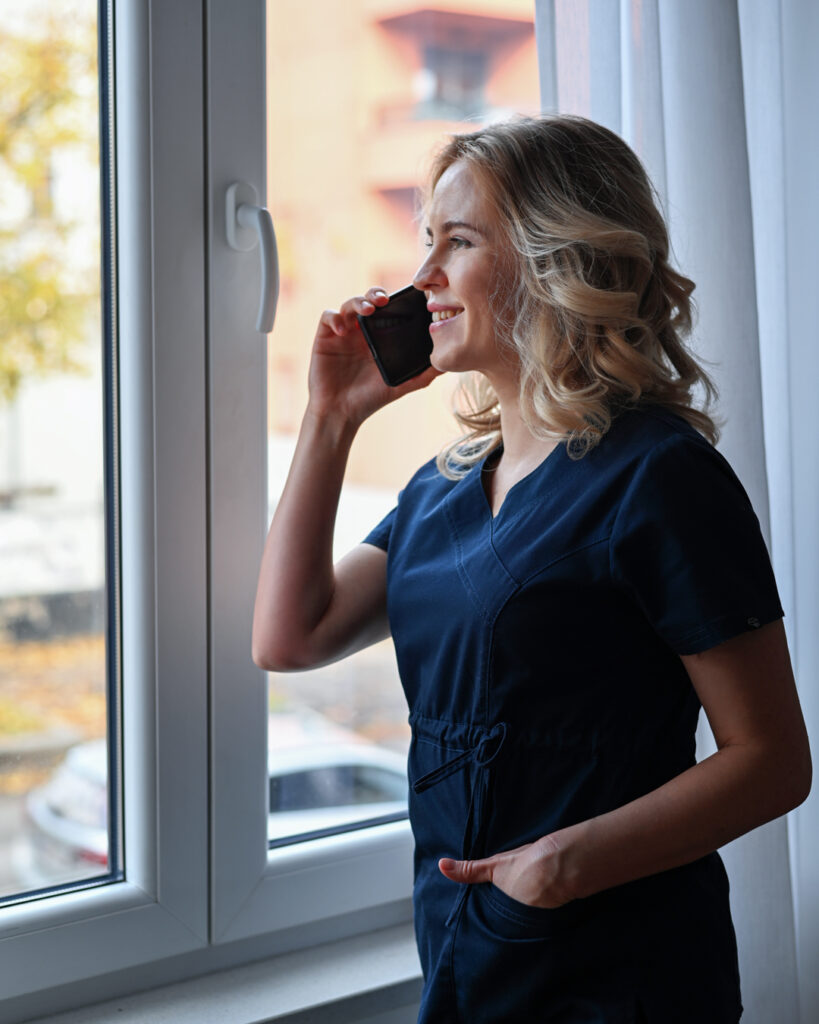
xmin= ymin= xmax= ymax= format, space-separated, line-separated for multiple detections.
xmin=412 ymin=722 xmax=507 ymax=794
xmin=411 ymin=722 xmax=508 ymax=929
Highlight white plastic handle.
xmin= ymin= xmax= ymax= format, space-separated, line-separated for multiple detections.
xmin=226 ymin=181 xmax=279 ymax=333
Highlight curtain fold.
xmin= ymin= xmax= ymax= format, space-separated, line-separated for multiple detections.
xmin=534 ymin=2 xmax=818 ymax=1020
xmin=773 ymin=1 xmax=819 ymax=1014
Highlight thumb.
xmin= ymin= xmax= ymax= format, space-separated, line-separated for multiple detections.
xmin=438 ymin=856 xmax=493 ymax=885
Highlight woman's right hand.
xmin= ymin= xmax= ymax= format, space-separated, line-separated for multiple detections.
xmin=308 ymin=286 xmax=440 ymax=428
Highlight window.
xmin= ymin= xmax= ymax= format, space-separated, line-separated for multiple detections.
xmin=0 ymin=1 xmax=209 ymax=1014
xmin=259 ymin=0 xmax=539 ymax=860
xmin=417 ymin=46 xmax=489 ymax=120
xmin=0 ymin=0 xmax=120 ymax=905
xmin=0 ymin=1 xmax=538 ymax=1019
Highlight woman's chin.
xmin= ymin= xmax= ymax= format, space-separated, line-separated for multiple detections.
xmin=430 ymin=347 xmax=470 ymax=375
xmin=429 ymin=351 xmax=449 ymax=373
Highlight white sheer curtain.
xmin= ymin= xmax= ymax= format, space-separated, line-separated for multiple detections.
xmin=533 ymin=2 xmax=819 ymax=1021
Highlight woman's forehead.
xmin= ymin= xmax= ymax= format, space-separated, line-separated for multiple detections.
xmin=427 ymin=161 xmax=491 ymax=226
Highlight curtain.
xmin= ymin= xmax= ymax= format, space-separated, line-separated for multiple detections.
xmin=533 ymin=2 xmax=819 ymax=1021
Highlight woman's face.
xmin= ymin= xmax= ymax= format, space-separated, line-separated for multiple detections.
xmin=413 ymin=161 xmax=515 ymax=382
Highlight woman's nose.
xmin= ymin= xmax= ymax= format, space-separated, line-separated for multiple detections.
xmin=413 ymin=253 xmax=446 ymax=293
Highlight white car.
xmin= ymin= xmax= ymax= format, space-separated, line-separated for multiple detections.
xmin=265 ymin=711 xmax=409 ymax=842
xmin=14 ymin=710 xmax=408 ymax=892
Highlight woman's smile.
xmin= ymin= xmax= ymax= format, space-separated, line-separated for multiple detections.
xmin=430 ymin=308 xmax=463 ymax=325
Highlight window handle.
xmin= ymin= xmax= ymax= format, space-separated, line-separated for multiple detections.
xmin=226 ymin=181 xmax=279 ymax=333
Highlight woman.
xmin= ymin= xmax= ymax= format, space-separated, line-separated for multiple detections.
xmin=252 ymin=116 xmax=811 ymax=1023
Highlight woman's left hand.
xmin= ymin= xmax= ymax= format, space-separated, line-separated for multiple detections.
xmin=438 ymin=835 xmax=576 ymax=909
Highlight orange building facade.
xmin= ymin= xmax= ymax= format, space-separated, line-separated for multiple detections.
xmin=265 ymin=0 xmax=539 ymax=489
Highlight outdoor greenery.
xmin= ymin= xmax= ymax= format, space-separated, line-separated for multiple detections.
xmin=0 ymin=10 xmax=99 ymax=405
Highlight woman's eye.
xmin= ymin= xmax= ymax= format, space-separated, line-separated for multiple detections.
xmin=422 ymin=235 xmax=472 ymax=251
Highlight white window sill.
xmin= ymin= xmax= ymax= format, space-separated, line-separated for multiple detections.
xmin=27 ymin=923 xmax=422 ymax=1024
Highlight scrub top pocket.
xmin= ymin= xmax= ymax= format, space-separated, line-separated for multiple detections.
xmin=480 ymin=881 xmax=605 ymax=938
xmin=453 ymin=882 xmax=639 ymax=1024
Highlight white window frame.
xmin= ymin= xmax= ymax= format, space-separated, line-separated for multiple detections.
xmin=206 ymin=0 xmax=414 ymax=946
xmin=0 ymin=0 xmax=209 ymax=1015
xmin=0 ymin=1 xmax=414 ymax=1019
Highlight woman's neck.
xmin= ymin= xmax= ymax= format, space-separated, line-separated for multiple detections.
xmin=480 ymin=376 xmax=560 ymax=516
xmin=492 ymin=376 xmax=558 ymax=471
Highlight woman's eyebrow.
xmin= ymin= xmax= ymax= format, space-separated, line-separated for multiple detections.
xmin=425 ymin=220 xmax=487 ymax=238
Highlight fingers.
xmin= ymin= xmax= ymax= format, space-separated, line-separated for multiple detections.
xmin=438 ymin=857 xmax=494 ymax=885
xmin=340 ymin=288 xmax=389 ymax=324
xmin=318 ymin=309 xmax=347 ymax=337
xmin=320 ymin=288 xmax=389 ymax=338
xmin=361 ymin=286 xmax=389 ymax=308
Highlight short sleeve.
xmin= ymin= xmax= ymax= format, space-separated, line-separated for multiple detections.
xmin=610 ymin=434 xmax=783 ymax=655
xmin=362 ymin=504 xmax=397 ymax=552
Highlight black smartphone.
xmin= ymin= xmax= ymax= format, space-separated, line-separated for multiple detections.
xmin=357 ymin=285 xmax=433 ymax=387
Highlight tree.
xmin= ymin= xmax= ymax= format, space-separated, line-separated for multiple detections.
xmin=0 ymin=9 xmax=99 ymax=405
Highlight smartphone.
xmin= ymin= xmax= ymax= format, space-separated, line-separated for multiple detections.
xmin=357 ymin=285 xmax=433 ymax=387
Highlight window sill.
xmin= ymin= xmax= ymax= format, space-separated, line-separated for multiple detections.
xmin=27 ymin=923 xmax=422 ymax=1024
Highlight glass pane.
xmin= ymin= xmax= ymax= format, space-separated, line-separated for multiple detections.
xmin=0 ymin=0 xmax=118 ymax=899
xmin=265 ymin=0 xmax=538 ymax=845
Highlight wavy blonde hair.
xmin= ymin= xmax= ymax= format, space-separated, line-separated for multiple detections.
xmin=425 ymin=115 xmax=719 ymax=477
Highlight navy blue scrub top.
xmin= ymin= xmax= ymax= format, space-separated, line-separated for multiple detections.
xmin=364 ymin=406 xmax=782 ymax=1024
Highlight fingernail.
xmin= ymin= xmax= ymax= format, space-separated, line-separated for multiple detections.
xmin=362 ymin=300 xmax=374 ymax=310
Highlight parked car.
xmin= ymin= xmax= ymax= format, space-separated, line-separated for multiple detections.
xmin=265 ymin=710 xmax=409 ymax=841
xmin=15 ymin=737 xmax=109 ymax=890
xmin=14 ymin=709 xmax=408 ymax=891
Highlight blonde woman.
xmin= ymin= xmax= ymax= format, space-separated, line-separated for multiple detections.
xmin=253 ymin=116 xmax=811 ymax=1023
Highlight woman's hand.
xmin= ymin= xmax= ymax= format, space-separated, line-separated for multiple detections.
xmin=309 ymin=286 xmax=439 ymax=428
xmin=438 ymin=835 xmax=576 ymax=909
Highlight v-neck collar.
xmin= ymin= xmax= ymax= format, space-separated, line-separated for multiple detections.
xmin=478 ymin=441 xmax=565 ymax=521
